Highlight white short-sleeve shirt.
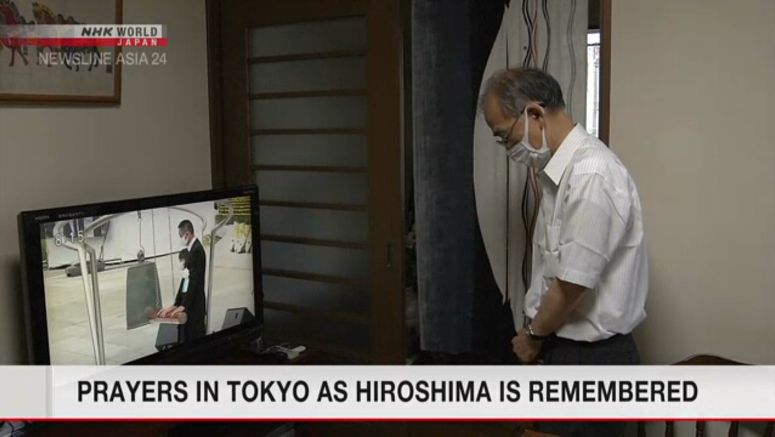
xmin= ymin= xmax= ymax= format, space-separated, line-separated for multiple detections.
xmin=524 ymin=124 xmax=648 ymax=342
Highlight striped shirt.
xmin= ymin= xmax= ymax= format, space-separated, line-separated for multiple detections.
xmin=525 ymin=124 xmax=648 ymax=342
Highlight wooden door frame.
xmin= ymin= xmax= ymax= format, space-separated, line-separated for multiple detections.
xmin=366 ymin=0 xmax=406 ymax=364
xmin=205 ymin=0 xmax=406 ymax=364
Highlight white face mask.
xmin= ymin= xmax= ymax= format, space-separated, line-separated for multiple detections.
xmin=506 ymin=107 xmax=551 ymax=169
xmin=179 ymin=234 xmax=189 ymax=248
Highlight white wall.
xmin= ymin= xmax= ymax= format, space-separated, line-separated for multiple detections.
xmin=0 ymin=0 xmax=211 ymax=364
xmin=611 ymin=0 xmax=775 ymax=366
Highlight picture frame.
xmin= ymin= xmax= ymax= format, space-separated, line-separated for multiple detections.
xmin=0 ymin=0 xmax=123 ymax=104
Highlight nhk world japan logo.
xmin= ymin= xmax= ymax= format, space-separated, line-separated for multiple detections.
xmin=0 ymin=24 xmax=168 ymax=67
xmin=0 ymin=24 xmax=167 ymax=47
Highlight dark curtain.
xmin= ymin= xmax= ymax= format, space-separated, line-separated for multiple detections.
xmin=413 ymin=0 xmax=514 ymax=362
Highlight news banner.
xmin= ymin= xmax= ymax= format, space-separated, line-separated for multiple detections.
xmin=1 ymin=366 xmax=773 ymax=420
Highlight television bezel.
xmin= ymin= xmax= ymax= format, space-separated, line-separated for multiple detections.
xmin=17 ymin=185 xmax=263 ymax=365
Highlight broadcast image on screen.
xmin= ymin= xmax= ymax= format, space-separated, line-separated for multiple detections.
xmin=39 ymin=196 xmax=255 ymax=364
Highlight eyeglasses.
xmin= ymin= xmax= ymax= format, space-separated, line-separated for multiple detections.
xmin=494 ymin=115 xmax=521 ymax=147
xmin=493 ymin=102 xmax=546 ymax=147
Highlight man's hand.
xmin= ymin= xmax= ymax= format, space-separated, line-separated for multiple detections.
xmin=156 ymin=306 xmax=175 ymax=318
xmin=512 ymin=328 xmax=543 ymax=364
xmin=171 ymin=306 xmax=186 ymax=317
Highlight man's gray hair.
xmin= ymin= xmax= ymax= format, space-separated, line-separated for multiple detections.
xmin=479 ymin=67 xmax=565 ymax=117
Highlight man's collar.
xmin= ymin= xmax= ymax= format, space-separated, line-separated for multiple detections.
xmin=187 ymin=237 xmax=198 ymax=251
xmin=542 ymin=124 xmax=587 ymax=185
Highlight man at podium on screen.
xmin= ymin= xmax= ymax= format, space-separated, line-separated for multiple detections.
xmin=156 ymin=220 xmax=207 ymax=343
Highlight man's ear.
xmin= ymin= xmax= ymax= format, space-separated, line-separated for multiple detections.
xmin=525 ymin=104 xmax=545 ymax=120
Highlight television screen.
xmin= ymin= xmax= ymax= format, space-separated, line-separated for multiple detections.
xmin=19 ymin=186 xmax=262 ymax=365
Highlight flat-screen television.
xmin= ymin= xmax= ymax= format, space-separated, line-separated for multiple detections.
xmin=18 ymin=186 xmax=262 ymax=364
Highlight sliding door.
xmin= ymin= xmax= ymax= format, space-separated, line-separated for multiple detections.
xmin=209 ymin=0 xmax=405 ymax=363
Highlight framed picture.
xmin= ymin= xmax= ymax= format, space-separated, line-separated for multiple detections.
xmin=0 ymin=0 xmax=122 ymax=104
